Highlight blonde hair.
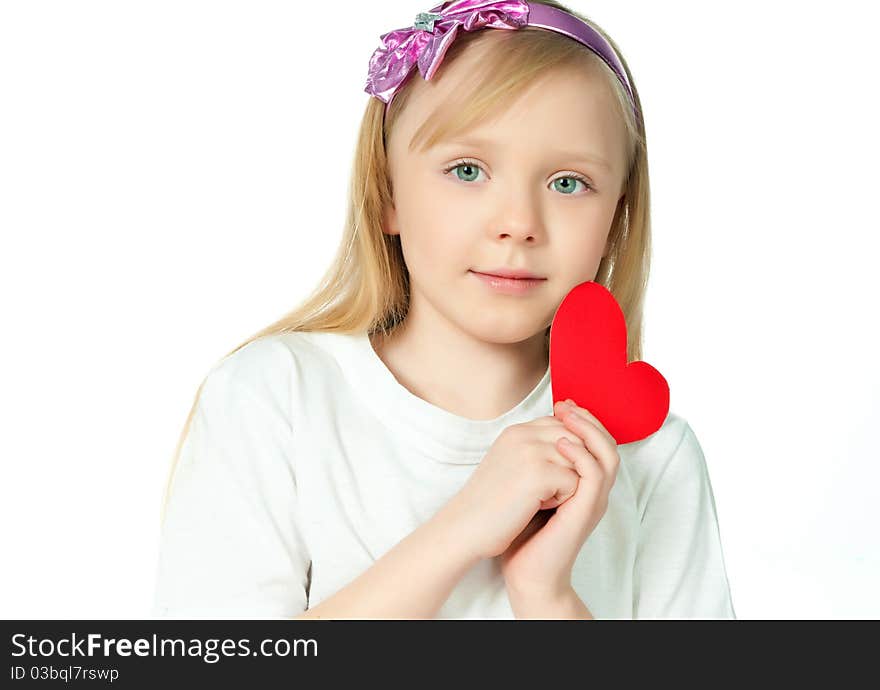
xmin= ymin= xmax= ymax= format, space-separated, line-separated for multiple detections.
xmin=159 ymin=0 xmax=651 ymax=525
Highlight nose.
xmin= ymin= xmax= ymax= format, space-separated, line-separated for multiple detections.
xmin=496 ymin=226 xmax=538 ymax=242
xmin=492 ymin=186 xmax=543 ymax=242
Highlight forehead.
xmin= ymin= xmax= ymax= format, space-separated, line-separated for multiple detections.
xmin=389 ymin=37 xmax=626 ymax=171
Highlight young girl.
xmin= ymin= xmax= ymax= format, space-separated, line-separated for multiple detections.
xmin=152 ymin=0 xmax=736 ymax=620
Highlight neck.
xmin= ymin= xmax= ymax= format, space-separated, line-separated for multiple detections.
xmin=370 ymin=299 xmax=549 ymax=421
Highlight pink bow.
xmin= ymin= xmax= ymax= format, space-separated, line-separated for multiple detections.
xmin=364 ymin=0 xmax=530 ymax=104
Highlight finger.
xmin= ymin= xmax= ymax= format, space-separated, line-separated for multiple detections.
xmin=560 ymin=412 xmax=620 ymax=487
xmin=554 ymin=402 xmax=616 ymax=455
xmin=559 ymin=408 xmax=611 ymax=456
xmin=543 ymin=460 xmax=581 ymax=507
xmin=561 ymin=400 xmax=616 ymax=446
xmin=530 ymin=415 xmax=589 ymax=451
xmin=553 ymin=400 xmax=570 ymax=418
xmin=539 ymin=493 xmax=565 ymax=511
xmin=545 ymin=423 xmax=589 ymax=448
xmin=510 ymin=508 xmax=553 ymax=545
xmin=556 ymin=437 xmax=604 ymax=487
xmin=546 ymin=444 xmax=577 ymax=471
xmin=533 ymin=412 xmax=569 ymax=426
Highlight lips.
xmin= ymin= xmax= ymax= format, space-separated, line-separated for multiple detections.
xmin=469 ymin=270 xmax=547 ymax=295
xmin=471 ymin=269 xmax=546 ymax=280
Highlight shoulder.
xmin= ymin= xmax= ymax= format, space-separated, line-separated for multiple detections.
xmin=618 ymin=410 xmax=691 ymax=467
xmin=197 ymin=331 xmax=344 ymax=412
xmin=618 ymin=411 xmax=707 ymax=517
xmin=207 ymin=331 xmax=333 ymax=386
xmin=195 ymin=333 xmax=311 ymax=413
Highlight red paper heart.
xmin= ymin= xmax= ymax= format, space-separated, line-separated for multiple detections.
xmin=549 ymin=281 xmax=670 ymax=445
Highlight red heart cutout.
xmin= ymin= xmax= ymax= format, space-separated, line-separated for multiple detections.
xmin=549 ymin=280 xmax=670 ymax=445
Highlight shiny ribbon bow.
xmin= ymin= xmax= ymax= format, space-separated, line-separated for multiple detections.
xmin=364 ymin=0 xmax=530 ymax=104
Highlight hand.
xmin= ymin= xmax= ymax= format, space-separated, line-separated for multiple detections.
xmin=499 ymin=399 xmax=621 ymax=601
xmin=441 ymin=407 xmax=590 ymax=563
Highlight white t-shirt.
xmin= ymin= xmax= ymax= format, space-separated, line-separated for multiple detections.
xmin=152 ymin=330 xmax=736 ymax=619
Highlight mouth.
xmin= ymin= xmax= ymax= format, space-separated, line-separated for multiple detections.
xmin=470 ymin=268 xmax=546 ymax=280
xmin=468 ymin=270 xmax=547 ymax=295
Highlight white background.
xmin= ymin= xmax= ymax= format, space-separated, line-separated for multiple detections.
xmin=1 ymin=1 xmax=878 ymax=619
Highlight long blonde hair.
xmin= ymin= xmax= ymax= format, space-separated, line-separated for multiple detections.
xmin=159 ymin=0 xmax=651 ymax=525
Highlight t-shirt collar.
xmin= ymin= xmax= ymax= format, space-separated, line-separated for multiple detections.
xmin=319 ymin=330 xmax=552 ymax=464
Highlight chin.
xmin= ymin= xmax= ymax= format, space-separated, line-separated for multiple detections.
xmin=468 ymin=321 xmax=547 ymax=345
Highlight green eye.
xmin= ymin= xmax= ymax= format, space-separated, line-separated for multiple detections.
xmin=552 ymin=176 xmax=590 ymax=194
xmin=442 ymin=159 xmax=594 ymax=194
xmin=444 ymin=161 xmax=482 ymax=183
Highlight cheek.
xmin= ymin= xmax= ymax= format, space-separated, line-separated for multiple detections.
xmin=399 ymin=222 xmax=470 ymax=275
xmin=398 ymin=210 xmax=474 ymax=272
xmin=550 ymin=232 xmax=608 ymax=285
xmin=396 ymin=168 xmax=471 ymax=231
xmin=558 ymin=234 xmax=604 ymax=265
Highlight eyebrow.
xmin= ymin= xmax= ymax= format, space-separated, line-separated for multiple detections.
xmin=434 ymin=135 xmax=613 ymax=172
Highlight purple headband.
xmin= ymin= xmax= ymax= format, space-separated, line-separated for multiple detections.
xmin=364 ymin=0 xmax=638 ymax=120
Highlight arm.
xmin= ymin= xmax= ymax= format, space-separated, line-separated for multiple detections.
xmin=293 ymin=503 xmax=482 ymax=620
xmin=153 ymin=342 xmax=312 ymax=618
xmin=155 ymin=339 xmax=484 ymax=620
xmin=506 ymin=585 xmax=595 ymax=620
xmin=633 ymin=422 xmax=736 ymax=619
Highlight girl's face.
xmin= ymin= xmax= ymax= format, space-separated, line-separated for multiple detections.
xmin=383 ymin=43 xmax=628 ymax=346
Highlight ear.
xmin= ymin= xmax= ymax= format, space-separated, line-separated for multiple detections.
xmin=383 ymin=204 xmax=400 ymax=236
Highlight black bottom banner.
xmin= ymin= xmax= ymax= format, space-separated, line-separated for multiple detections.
xmin=0 ymin=619 xmax=864 ymax=685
